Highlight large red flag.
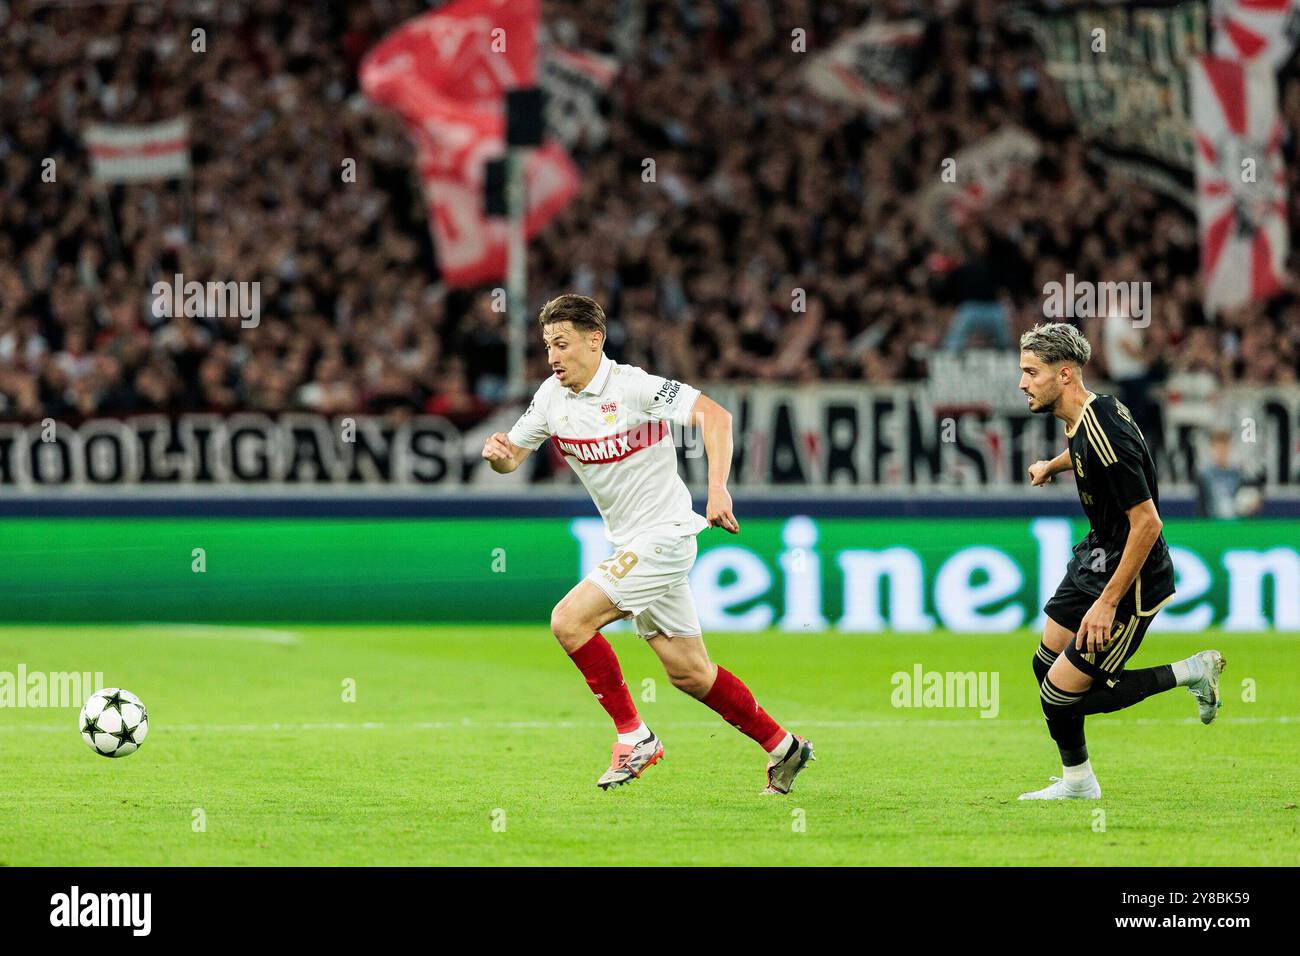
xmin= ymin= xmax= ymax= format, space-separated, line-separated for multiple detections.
xmin=360 ymin=0 xmax=580 ymax=287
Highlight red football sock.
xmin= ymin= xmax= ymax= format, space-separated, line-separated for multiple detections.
xmin=701 ymin=666 xmax=787 ymax=751
xmin=567 ymin=633 xmax=642 ymax=734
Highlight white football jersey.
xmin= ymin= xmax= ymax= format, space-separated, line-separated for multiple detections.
xmin=508 ymin=354 xmax=710 ymax=546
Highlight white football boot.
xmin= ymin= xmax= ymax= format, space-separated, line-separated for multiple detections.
xmin=596 ymin=730 xmax=664 ymax=790
xmin=1018 ymin=774 xmax=1102 ymax=801
xmin=1184 ymin=650 xmax=1226 ymax=725
xmin=763 ymin=736 xmax=816 ymax=795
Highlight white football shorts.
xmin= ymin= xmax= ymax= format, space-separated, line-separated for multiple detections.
xmin=585 ymin=524 xmax=702 ymax=639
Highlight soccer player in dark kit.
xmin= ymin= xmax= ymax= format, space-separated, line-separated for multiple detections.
xmin=1015 ymin=322 xmax=1225 ymax=800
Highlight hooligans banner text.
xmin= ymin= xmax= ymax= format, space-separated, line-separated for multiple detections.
xmin=3 ymin=383 xmax=1300 ymax=489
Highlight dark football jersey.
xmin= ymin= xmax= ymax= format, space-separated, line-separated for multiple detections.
xmin=1063 ymin=393 xmax=1176 ymax=611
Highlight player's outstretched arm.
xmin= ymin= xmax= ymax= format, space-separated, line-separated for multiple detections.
xmin=482 ymin=432 xmax=532 ymax=475
xmin=691 ymin=394 xmax=739 ymax=534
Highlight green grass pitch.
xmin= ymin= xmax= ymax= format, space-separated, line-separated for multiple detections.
xmin=1 ymin=624 xmax=1296 ymax=866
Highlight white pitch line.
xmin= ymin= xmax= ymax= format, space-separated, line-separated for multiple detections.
xmin=130 ymin=624 xmax=301 ymax=645
xmin=3 ymin=716 xmax=1298 ymax=734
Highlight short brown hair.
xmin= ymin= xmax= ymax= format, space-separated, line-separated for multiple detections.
xmin=1020 ymin=322 xmax=1092 ymax=367
xmin=537 ymin=294 xmax=607 ymax=335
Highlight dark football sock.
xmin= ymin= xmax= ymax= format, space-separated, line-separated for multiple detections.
xmin=1032 ymin=642 xmax=1058 ymax=686
xmin=1046 ymin=716 xmax=1088 ymax=767
xmin=1077 ymin=665 xmax=1177 ymax=715
xmin=1040 ymin=676 xmax=1088 ymax=767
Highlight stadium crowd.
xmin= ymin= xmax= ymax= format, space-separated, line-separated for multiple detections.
xmin=1 ymin=0 xmax=1299 ymax=428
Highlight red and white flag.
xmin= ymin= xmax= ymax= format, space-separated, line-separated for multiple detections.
xmin=804 ymin=20 xmax=924 ymax=119
xmin=1192 ymin=56 xmax=1288 ymax=313
xmin=84 ymin=118 xmax=191 ymax=183
xmin=1212 ymin=0 xmax=1300 ymax=67
xmin=916 ymin=127 xmax=1041 ymax=240
xmin=360 ymin=0 xmax=580 ymax=287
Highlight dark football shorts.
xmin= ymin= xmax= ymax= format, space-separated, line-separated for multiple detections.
xmin=1044 ymin=575 xmax=1160 ymax=688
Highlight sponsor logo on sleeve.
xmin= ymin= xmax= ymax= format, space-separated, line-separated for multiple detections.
xmin=653 ymin=381 xmax=682 ymax=406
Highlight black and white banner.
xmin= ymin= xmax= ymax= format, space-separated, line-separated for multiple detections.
xmin=1013 ymin=0 xmax=1211 ymax=206
xmin=540 ymin=45 xmax=620 ymax=148
xmin=0 ymin=414 xmax=464 ymax=488
xmin=3 ymin=386 xmax=1297 ymax=490
xmin=689 ymin=384 xmax=1300 ymax=490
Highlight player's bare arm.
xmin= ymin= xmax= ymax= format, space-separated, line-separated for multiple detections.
xmin=482 ymin=432 xmax=531 ymax=474
xmin=1076 ymin=498 xmax=1163 ymax=652
xmin=1028 ymin=448 xmax=1072 ymax=486
xmin=691 ymin=393 xmax=739 ymax=534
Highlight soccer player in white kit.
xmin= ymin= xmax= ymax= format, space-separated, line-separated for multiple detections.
xmin=482 ymin=295 xmax=815 ymax=793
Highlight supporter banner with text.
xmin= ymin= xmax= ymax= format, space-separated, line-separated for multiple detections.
xmin=0 ymin=516 xmax=1294 ymax=631
xmin=2 ymin=383 xmax=1299 ymax=489
xmin=1014 ymin=0 xmax=1211 ymax=205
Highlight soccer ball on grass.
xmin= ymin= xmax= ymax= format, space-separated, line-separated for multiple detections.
xmin=80 ymin=688 xmax=149 ymax=758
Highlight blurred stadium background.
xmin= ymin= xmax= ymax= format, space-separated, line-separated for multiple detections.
xmin=3 ymin=0 xmax=1299 ymax=869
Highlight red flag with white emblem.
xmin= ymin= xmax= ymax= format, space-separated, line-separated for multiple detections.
xmin=360 ymin=0 xmax=579 ymax=287
xmin=1191 ymin=55 xmax=1288 ymax=314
